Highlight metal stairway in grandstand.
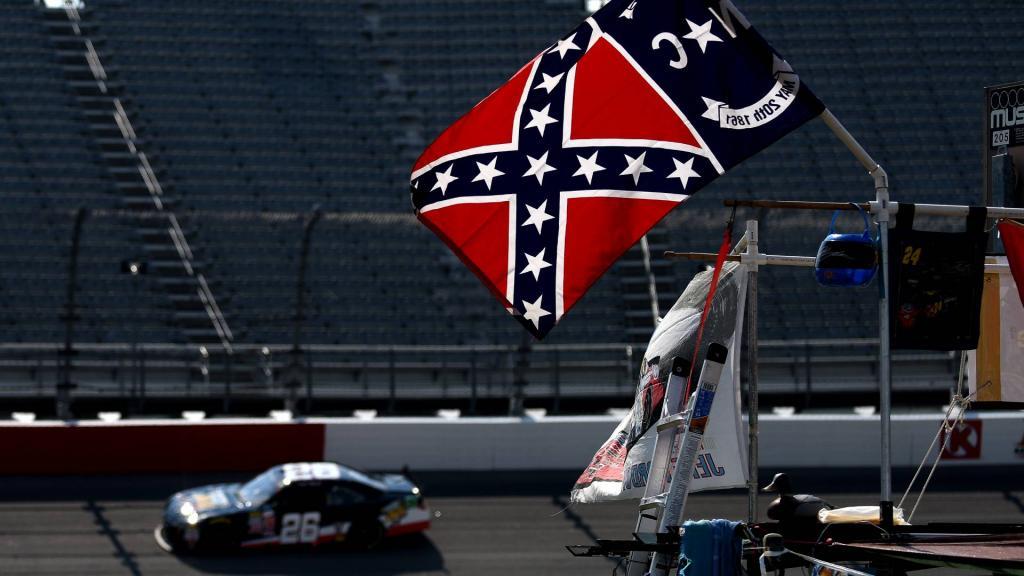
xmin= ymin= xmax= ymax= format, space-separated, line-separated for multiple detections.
xmin=359 ymin=0 xmax=427 ymax=191
xmin=37 ymin=4 xmax=248 ymax=380
xmin=620 ymin=227 xmax=678 ymax=342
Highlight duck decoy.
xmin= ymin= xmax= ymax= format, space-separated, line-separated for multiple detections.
xmin=762 ymin=472 xmax=834 ymax=523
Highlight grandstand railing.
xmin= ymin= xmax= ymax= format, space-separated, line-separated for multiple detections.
xmin=0 ymin=339 xmax=957 ymax=414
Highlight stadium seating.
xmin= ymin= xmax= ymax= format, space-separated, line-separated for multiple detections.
xmin=1 ymin=0 xmax=1023 ymax=405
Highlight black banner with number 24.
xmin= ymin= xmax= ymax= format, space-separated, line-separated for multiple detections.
xmin=888 ymin=204 xmax=988 ymax=351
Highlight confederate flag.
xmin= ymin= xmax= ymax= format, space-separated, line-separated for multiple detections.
xmin=410 ymin=0 xmax=825 ymax=339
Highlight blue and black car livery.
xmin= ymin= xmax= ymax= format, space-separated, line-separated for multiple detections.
xmin=156 ymin=462 xmax=430 ymax=552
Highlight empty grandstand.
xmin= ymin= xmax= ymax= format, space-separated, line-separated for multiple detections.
xmin=2 ymin=0 xmax=1022 ymax=417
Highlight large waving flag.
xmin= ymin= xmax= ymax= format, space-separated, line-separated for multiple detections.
xmin=410 ymin=0 xmax=824 ymax=338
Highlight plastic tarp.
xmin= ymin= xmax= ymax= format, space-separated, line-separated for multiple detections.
xmin=572 ymin=262 xmax=748 ymax=503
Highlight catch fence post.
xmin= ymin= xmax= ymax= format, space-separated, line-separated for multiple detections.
xmin=469 ymin=349 xmax=477 ymax=415
xmin=553 ymin=348 xmax=561 ymax=414
xmin=625 ymin=345 xmax=634 ymax=390
xmin=388 ymin=347 xmax=396 ymax=414
xmin=804 ymin=342 xmax=812 ymax=410
xmin=305 ymin=351 xmax=314 ymax=414
xmin=223 ymin=349 xmax=233 ymax=414
xmin=139 ymin=348 xmax=147 ymax=413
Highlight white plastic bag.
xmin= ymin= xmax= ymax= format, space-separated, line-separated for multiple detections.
xmin=818 ymin=505 xmax=909 ymax=525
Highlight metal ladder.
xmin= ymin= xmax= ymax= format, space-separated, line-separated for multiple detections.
xmin=627 ymin=345 xmax=729 ymax=576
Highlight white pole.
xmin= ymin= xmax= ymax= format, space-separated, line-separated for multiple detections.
xmin=640 ymin=235 xmax=661 ymax=326
xmin=819 ymin=109 xmax=893 ymax=508
xmin=876 ymin=189 xmax=893 ymax=508
xmin=742 ymin=220 xmax=760 ymax=525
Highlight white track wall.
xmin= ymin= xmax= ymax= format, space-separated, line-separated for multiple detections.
xmin=320 ymin=412 xmax=1024 ymax=471
xmin=0 ymin=412 xmax=1020 ymax=475
xmin=319 ymin=416 xmax=619 ymax=471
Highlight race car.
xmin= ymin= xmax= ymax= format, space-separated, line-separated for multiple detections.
xmin=155 ymin=462 xmax=430 ymax=552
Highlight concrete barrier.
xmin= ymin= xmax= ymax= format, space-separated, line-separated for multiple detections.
xmin=0 ymin=412 xmax=1020 ymax=475
xmin=0 ymin=419 xmax=324 ymax=475
xmin=320 ymin=415 xmax=618 ymax=471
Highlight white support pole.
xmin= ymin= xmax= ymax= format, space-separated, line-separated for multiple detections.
xmin=640 ymin=235 xmax=661 ymax=327
xmin=819 ymin=109 xmax=893 ymax=509
xmin=877 ymin=194 xmax=893 ymax=509
xmin=743 ymin=220 xmax=759 ymax=526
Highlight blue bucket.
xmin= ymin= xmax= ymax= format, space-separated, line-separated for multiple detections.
xmin=814 ymin=204 xmax=878 ymax=287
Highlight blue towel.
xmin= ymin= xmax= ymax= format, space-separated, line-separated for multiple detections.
xmin=678 ymin=519 xmax=741 ymax=576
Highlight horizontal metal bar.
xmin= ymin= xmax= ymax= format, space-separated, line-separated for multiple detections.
xmin=0 ymin=342 xmax=636 ymax=354
xmin=664 ymin=251 xmax=816 ymax=267
xmin=663 ymin=251 xmax=741 ymax=262
xmin=894 ymin=202 xmax=1024 ymax=219
xmin=724 ymin=199 xmax=869 ymax=211
xmin=759 ymin=338 xmax=879 ymax=347
xmin=725 ymin=199 xmax=1024 ymax=220
xmin=668 ymin=251 xmax=1012 ymax=271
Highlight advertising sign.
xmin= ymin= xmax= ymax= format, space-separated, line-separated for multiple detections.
xmin=985 ymin=81 xmax=1024 ymax=213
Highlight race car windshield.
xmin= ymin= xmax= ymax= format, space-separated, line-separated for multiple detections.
xmin=238 ymin=467 xmax=283 ymax=506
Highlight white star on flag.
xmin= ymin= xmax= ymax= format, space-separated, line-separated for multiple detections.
xmin=619 ymin=1 xmax=637 ymax=19
xmin=548 ymin=33 xmax=580 ymax=59
xmin=431 ymin=164 xmax=458 ymax=195
xmin=667 ymin=157 xmax=700 ymax=189
xmin=521 ymin=295 xmax=551 ymax=329
xmin=471 ymin=157 xmax=505 ymax=190
xmin=573 ymin=151 xmax=605 ymax=184
xmin=534 ymin=72 xmax=564 ymax=94
xmin=521 ymin=200 xmax=554 ymax=234
xmin=683 ymin=19 xmax=722 ymax=53
xmin=520 ymin=248 xmax=552 ymax=281
xmin=523 ymin=151 xmax=557 ymax=185
xmin=524 ymin=104 xmax=558 ymax=137
xmin=621 ymin=152 xmax=652 ymax=185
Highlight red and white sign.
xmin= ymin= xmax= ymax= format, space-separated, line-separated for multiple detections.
xmin=941 ymin=420 xmax=983 ymax=460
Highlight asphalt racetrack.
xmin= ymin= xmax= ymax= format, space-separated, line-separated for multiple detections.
xmin=1 ymin=473 xmax=1022 ymax=575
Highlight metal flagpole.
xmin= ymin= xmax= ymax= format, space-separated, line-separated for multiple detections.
xmin=743 ymin=220 xmax=760 ymax=525
xmin=818 ymin=109 xmax=894 ymax=512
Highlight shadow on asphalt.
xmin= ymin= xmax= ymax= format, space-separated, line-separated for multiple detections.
xmin=86 ymin=499 xmax=144 ymax=576
xmin=0 ymin=466 xmax=1021 ymax=502
xmin=0 ymin=470 xmax=582 ymax=501
xmin=171 ymin=534 xmax=445 ymax=576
